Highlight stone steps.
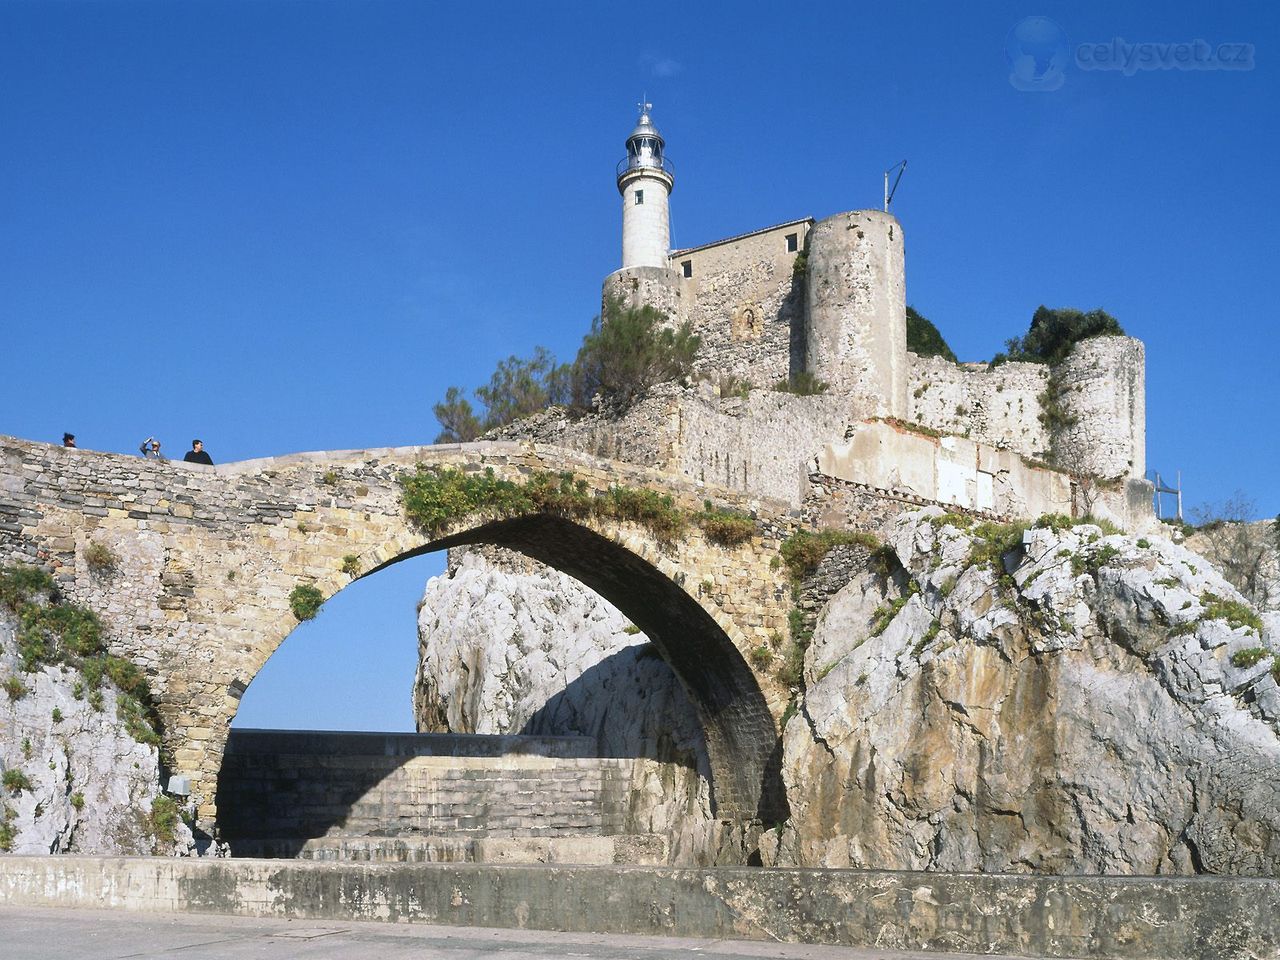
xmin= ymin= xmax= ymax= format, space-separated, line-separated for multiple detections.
xmin=230 ymin=834 xmax=668 ymax=865
xmin=217 ymin=730 xmax=646 ymax=860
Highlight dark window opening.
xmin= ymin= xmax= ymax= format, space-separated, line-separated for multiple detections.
xmin=635 ymin=190 xmax=644 ymax=205
xmin=681 ymin=260 xmax=693 ymax=278
xmin=786 ymin=233 xmax=798 ymax=253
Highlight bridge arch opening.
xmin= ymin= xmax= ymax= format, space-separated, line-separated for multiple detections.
xmin=215 ymin=511 xmax=784 ymax=863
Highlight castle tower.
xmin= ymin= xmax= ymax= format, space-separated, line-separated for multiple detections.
xmin=805 ymin=210 xmax=908 ymax=418
xmin=617 ymin=102 xmax=674 ymax=269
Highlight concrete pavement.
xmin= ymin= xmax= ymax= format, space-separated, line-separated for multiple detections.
xmin=0 ymin=907 xmax=1037 ymax=960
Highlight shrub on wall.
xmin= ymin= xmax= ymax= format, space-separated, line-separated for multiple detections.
xmin=288 ymin=584 xmax=325 ymax=622
xmin=696 ymin=505 xmax=757 ymax=546
xmin=992 ymin=305 xmax=1124 ymax=367
xmin=773 ymin=371 xmax=829 ymax=396
xmin=83 ymin=541 xmax=118 ymax=575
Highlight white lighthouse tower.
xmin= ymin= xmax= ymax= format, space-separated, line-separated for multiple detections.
xmin=617 ymin=102 xmax=674 ymax=269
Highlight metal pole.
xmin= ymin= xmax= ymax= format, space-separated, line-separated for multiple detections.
xmin=884 ymin=170 xmax=889 ymax=212
xmin=1155 ymin=472 xmax=1162 ymax=519
xmin=1176 ymin=471 xmax=1183 ymax=522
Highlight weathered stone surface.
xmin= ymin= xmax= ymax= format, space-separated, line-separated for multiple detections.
xmin=492 ymin=381 xmax=861 ymax=505
xmin=3 ymin=855 xmax=1279 ymax=960
xmin=766 ymin=509 xmax=1280 ymax=875
xmin=0 ymin=610 xmax=191 ymax=855
xmin=413 ymin=546 xmax=718 ymax=862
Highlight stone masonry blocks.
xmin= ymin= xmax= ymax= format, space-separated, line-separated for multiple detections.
xmin=0 ymin=436 xmax=795 ymax=833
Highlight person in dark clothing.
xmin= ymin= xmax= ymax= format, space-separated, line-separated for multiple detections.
xmin=62 ymin=433 xmax=76 ymax=448
xmin=183 ymin=439 xmax=213 ymax=465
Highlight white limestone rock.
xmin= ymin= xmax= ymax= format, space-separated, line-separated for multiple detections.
xmin=0 ymin=610 xmax=194 ymax=856
xmin=414 ymin=547 xmax=714 ymax=861
xmin=767 ymin=509 xmax=1280 ymax=875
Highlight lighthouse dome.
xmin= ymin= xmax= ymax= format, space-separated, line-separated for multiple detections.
xmin=627 ymin=109 xmax=664 ymax=147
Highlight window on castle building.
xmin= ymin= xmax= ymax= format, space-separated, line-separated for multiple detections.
xmin=635 ymin=190 xmax=644 ymax=205
xmin=681 ymin=260 xmax=692 ymax=278
xmin=786 ymin=233 xmax=798 ymax=252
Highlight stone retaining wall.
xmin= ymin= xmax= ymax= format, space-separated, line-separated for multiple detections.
xmin=0 ymin=857 xmax=1273 ymax=959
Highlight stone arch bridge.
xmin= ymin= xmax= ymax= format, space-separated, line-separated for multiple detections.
xmin=0 ymin=436 xmax=799 ymax=831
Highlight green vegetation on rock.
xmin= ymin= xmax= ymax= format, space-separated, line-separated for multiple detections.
xmin=432 ymin=297 xmax=700 ymax=441
xmin=0 ymin=805 xmax=14 ymax=851
xmin=3 ymin=676 xmax=28 ymax=701
xmin=1231 ymin=647 xmax=1271 ymax=669
xmin=779 ymin=529 xmax=883 ymax=582
xmin=399 ymin=466 xmax=695 ymax=547
xmin=0 ymin=565 xmax=161 ymax=746
xmin=1200 ymin=593 xmax=1265 ymax=635
xmin=3 ymin=769 xmax=34 ymax=795
xmin=965 ymin=522 xmax=1030 ymax=573
xmin=149 ymin=795 xmax=180 ymax=853
xmin=992 ymin=305 xmax=1124 ymax=367
xmin=906 ymin=306 xmax=958 ymax=362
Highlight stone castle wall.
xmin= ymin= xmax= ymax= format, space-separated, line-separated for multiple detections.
xmin=908 ymin=355 xmax=1051 ymax=458
xmin=670 ymin=219 xmax=811 ymax=388
xmin=494 ymin=383 xmax=867 ymax=506
xmin=907 ymin=336 xmax=1147 ymax=481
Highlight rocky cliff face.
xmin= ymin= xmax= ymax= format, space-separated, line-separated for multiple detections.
xmin=0 ymin=610 xmax=191 ymax=856
xmin=414 ymin=546 xmax=718 ymax=862
xmin=764 ymin=510 xmax=1280 ymax=875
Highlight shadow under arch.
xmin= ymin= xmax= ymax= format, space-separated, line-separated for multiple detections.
xmin=370 ymin=513 xmax=787 ymax=823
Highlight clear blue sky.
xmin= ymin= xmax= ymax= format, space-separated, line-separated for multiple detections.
xmin=1 ymin=1 xmax=1274 ymax=729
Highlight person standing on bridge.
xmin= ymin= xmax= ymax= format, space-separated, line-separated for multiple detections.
xmin=139 ymin=437 xmax=165 ymax=459
xmin=183 ymin=439 xmax=213 ymax=465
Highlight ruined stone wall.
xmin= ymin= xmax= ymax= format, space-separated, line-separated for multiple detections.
xmin=489 ymin=386 xmax=682 ymax=472
xmin=813 ymin=420 xmax=1156 ymax=533
xmin=602 ymin=265 xmax=684 ymax=324
xmin=673 ymin=390 xmax=862 ymax=504
xmin=668 ymin=220 xmax=811 ymax=388
xmin=1055 ymin=336 xmax=1147 ymax=479
xmin=908 ymin=355 xmax=1050 ymax=458
xmin=907 ymin=337 xmax=1146 ymax=482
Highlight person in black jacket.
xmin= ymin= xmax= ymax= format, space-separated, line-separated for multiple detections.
xmin=183 ymin=439 xmax=213 ymax=465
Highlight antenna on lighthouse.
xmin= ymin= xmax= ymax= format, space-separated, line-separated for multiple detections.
xmin=884 ymin=159 xmax=908 ymax=211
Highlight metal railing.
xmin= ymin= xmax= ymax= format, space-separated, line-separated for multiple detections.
xmin=617 ymin=155 xmax=675 ymax=178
